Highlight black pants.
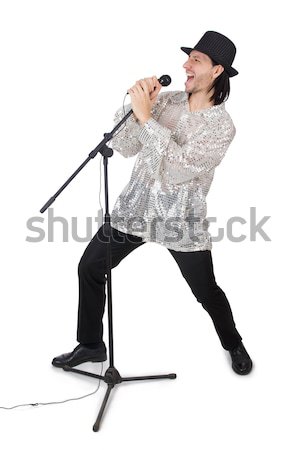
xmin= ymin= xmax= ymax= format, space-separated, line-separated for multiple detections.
xmin=77 ymin=225 xmax=242 ymax=351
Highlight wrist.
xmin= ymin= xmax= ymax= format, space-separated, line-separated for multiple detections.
xmin=139 ymin=115 xmax=152 ymax=126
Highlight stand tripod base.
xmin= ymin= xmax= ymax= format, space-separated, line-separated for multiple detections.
xmin=63 ymin=365 xmax=177 ymax=431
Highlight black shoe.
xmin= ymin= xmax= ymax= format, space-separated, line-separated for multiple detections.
xmin=52 ymin=343 xmax=107 ymax=368
xmin=228 ymin=342 xmax=253 ymax=375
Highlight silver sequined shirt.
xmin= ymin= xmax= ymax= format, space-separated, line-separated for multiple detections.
xmin=110 ymin=91 xmax=236 ymax=252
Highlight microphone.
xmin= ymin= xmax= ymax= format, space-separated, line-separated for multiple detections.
xmin=127 ymin=74 xmax=171 ymax=94
xmin=158 ymin=74 xmax=172 ymax=87
xmin=121 ymin=74 xmax=171 ymax=125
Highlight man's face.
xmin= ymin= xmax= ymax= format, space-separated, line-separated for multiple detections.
xmin=183 ymin=50 xmax=220 ymax=94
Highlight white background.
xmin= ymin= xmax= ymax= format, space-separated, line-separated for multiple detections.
xmin=0 ymin=0 xmax=297 ymax=447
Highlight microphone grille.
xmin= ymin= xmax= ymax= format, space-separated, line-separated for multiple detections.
xmin=159 ymin=75 xmax=172 ymax=87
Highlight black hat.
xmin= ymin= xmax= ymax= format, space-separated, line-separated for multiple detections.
xmin=181 ymin=31 xmax=238 ymax=77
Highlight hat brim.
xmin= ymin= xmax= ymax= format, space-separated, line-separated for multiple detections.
xmin=180 ymin=46 xmax=238 ymax=77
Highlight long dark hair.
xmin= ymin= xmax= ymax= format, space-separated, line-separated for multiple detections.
xmin=208 ymin=58 xmax=230 ymax=105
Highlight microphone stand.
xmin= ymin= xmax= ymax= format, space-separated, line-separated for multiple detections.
xmin=40 ymin=105 xmax=176 ymax=432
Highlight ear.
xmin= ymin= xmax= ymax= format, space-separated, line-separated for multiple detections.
xmin=213 ymin=64 xmax=225 ymax=79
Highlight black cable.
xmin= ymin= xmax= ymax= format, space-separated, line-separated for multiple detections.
xmin=112 ymin=91 xmax=131 ymax=138
xmin=98 ymin=91 xmax=132 ymax=210
xmin=1 ymin=92 xmax=130 ymax=413
xmin=0 ymin=362 xmax=104 ymax=410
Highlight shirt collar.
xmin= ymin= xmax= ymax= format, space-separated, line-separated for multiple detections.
xmin=169 ymin=91 xmax=226 ymax=115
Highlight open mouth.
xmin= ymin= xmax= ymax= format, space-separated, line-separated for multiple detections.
xmin=185 ymin=75 xmax=194 ymax=87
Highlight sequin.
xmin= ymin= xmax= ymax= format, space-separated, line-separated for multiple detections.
xmin=110 ymin=91 xmax=236 ymax=252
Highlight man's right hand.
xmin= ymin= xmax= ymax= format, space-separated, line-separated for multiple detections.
xmin=130 ymin=76 xmax=162 ymax=110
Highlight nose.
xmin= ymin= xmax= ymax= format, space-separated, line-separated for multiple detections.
xmin=183 ymin=59 xmax=191 ymax=70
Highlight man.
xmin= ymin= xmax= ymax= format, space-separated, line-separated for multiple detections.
xmin=52 ymin=31 xmax=253 ymax=375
